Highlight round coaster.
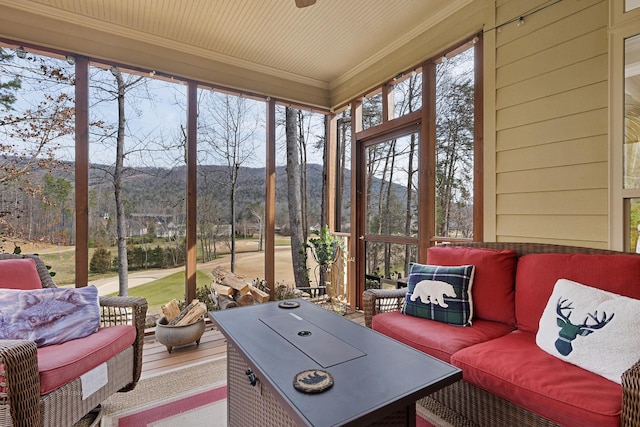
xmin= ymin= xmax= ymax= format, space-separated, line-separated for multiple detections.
xmin=293 ymin=369 xmax=334 ymax=393
xmin=278 ymin=301 xmax=300 ymax=309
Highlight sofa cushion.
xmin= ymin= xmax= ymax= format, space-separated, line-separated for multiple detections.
xmin=427 ymin=246 xmax=517 ymax=325
xmin=537 ymin=278 xmax=640 ymax=384
xmin=515 ymin=253 xmax=640 ymax=333
xmin=372 ymin=311 xmax=513 ymax=362
xmin=37 ymin=324 xmax=136 ymax=394
xmin=402 ymin=263 xmax=475 ymax=326
xmin=450 ymin=330 xmax=621 ymax=427
xmin=0 ymin=258 xmax=42 ymax=290
xmin=0 ymin=286 xmax=100 ymax=347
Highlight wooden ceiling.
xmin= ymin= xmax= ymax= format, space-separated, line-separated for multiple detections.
xmin=0 ymin=0 xmax=473 ymax=108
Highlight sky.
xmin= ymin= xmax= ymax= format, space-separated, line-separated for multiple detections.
xmin=1 ymin=45 xmax=327 ymax=172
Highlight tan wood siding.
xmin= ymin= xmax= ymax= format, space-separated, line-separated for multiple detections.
xmin=496 ymin=135 xmax=608 ymax=173
xmin=497 ymin=214 xmax=607 ymax=245
xmin=497 ymin=190 xmax=608 ymax=215
xmin=494 ymin=0 xmax=608 ymax=246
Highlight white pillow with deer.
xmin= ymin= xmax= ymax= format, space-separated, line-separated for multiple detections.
xmin=536 ymin=278 xmax=640 ymax=384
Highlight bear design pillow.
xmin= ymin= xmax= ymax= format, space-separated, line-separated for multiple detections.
xmin=0 ymin=286 xmax=100 ymax=347
xmin=402 ymin=263 xmax=475 ymax=326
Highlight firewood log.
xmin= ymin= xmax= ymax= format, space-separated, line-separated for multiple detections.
xmin=234 ymin=291 xmax=255 ymax=306
xmin=168 ymin=299 xmax=200 ymax=326
xmin=212 ymin=266 xmax=250 ymax=294
xmin=249 ymin=285 xmax=270 ymax=303
xmin=212 ymin=283 xmax=233 ymax=296
xmin=216 ymin=294 xmax=239 ymax=310
xmin=175 ymin=301 xmax=207 ymax=326
xmin=161 ymin=299 xmax=181 ymax=323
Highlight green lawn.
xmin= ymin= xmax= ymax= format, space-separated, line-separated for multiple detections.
xmin=108 ymin=269 xmax=212 ymax=312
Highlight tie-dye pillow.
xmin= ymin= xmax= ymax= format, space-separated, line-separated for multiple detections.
xmin=0 ymin=286 xmax=100 ymax=347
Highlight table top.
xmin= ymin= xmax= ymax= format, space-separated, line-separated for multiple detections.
xmin=210 ymin=299 xmax=461 ymax=426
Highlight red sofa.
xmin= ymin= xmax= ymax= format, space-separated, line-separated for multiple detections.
xmin=363 ymin=242 xmax=640 ymax=427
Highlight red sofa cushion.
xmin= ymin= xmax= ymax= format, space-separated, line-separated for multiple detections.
xmin=450 ymin=330 xmax=621 ymax=427
xmin=515 ymin=253 xmax=640 ymax=333
xmin=0 ymin=258 xmax=42 ymax=290
xmin=372 ymin=311 xmax=513 ymax=363
xmin=37 ymin=324 xmax=136 ymax=394
xmin=427 ymin=246 xmax=517 ymax=325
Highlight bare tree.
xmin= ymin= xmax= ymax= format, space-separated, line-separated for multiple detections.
xmin=285 ymin=107 xmax=309 ymax=287
xmin=435 ymin=53 xmax=475 ymax=238
xmin=198 ymin=92 xmax=258 ymax=273
xmin=90 ymin=67 xmax=152 ymax=296
xmin=111 ymin=68 xmax=138 ymax=295
xmin=0 ymin=51 xmax=75 ymax=249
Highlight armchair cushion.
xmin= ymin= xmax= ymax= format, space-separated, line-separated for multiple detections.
xmin=0 ymin=257 xmax=42 ymax=290
xmin=0 ymin=286 xmax=100 ymax=347
xmin=37 ymin=324 xmax=136 ymax=394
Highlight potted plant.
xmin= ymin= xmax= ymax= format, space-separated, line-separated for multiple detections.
xmin=308 ymin=225 xmax=341 ymax=267
xmin=307 ymin=225 xmax=347 ymax=313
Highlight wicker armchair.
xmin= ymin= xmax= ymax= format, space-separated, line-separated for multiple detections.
xmin=362 ymin=242 xmax=640 ymax=427
xmin=0 ymin=253 xmax=148 ymax=427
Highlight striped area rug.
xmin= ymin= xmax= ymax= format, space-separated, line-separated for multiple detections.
xmin=102 ymin=382 xmax=227 ymax=427
xmin=96 ymin=355 xmax=455 ymax=426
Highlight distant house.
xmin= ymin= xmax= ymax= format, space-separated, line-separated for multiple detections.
xmin=155 ymin=221 xmax=185 ymax=239
xmin=127 ymin=219 xmax=148 ymax=237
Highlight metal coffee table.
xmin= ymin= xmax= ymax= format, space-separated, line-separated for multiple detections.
xmin=210 ymin=299 xmax=461 ymax=427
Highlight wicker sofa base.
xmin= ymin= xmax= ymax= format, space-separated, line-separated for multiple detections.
xmin=227 ymin=343 xmax=415 ymax=426
xmin=0 ymin=346 xmax=134 ymax=427
xmin=421 ymin=380 xmax=560 ymax=427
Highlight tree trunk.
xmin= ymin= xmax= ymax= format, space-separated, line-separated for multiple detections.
xmin=286 ymin=107 xmax=309 ymax=288
xmin=230 ymin=163 xmax=237 ymax=272
xmin=320 ymin=115 xmax=327 ymax=229
xmin=383 ymin=141 xmax=396 ymax=277
xmin=111 ymin=68 xmax=129 ymax=296
xmin=298 ymin=110 xmax=308 ymax=243
xmin=405 ymin=132 xmax=416 ymax=274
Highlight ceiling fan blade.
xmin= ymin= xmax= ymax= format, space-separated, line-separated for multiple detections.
xmin=295 ymin=0 xmax=317 ymax=8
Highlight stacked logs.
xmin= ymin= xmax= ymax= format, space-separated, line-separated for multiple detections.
xmin=161 ymin=298 xmax=207 ymax=325
xmin=210 ymin=266 xmax=269 ymax=310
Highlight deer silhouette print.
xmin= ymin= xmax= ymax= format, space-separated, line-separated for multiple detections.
xmin=555 ymin=297 xmax=615 ymax=356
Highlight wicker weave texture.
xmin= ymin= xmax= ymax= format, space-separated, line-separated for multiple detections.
xmin=227 ymin=343 xmax=297 ymax=427
xmin=362 ymin=242 xmax=640 ymax=427
xmin=40 ymin=347 xmax=134 ymax=427
xmin=430 ymin=381 xmax=560 ymax=427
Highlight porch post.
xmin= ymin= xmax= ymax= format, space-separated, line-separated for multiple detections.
xmin=75 ymin=55 xmax=89 ymax=288
xmin=265 ymin=98 xmax=276 ymax=300
xmin=185 ymin=81 xmax=198 ymax=303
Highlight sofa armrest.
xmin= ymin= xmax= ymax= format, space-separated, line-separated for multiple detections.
xmin=99 ymin=296 xmax=148 ymax=391
xmin=362 ymin=287 xmax=407 ymax=329
xmin=0 ymin=340 xmax=42 ymax=427
xmin=622 ymin=359 xmax=640 ymax=426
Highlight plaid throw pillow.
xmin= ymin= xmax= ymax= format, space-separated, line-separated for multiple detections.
xmin=402 ymin=263 xmax=475 ymax=326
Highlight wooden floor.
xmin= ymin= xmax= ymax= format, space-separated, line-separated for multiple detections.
xmin=140 ymin=308 xmax=365 ymax=380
